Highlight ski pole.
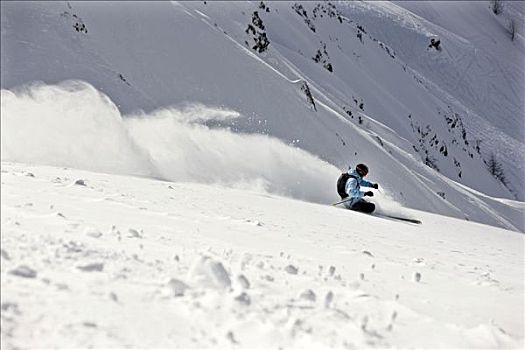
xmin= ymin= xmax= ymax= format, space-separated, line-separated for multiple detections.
xmin=332 ymin=197 xmax=353 ymax=206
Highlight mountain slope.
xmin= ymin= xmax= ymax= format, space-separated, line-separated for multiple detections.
xmin=1 ymin=161 xmax=523 ymax=348
xmin=1 ymin=1 xmax=524 ymax=231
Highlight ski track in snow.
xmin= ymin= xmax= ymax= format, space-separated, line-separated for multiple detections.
xmin=1 ymin=162 xmax=523 ymax=348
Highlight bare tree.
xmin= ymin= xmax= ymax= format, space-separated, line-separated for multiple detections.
xmin=491 ymin=0 xmax=503 ymax=15
xmin=300 ymin=81 xmax=316 ymax=111
xmin=508 ymin=18 xmax=516 ymax=41
xmin=485 ymin=153 xmax=507 ymax=185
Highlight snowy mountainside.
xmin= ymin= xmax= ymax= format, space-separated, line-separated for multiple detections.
xmin=1 ymin=1 xmax=524 ymax=231
xmin=342 ymin=0 xmax=525 ymax=198
xmin=1 ymin=162 xmax=523 ymax=348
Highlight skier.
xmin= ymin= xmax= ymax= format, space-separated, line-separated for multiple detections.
xmin=336 ymin=163 xmax=379 ymax=213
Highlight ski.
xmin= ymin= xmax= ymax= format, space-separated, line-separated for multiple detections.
xmin=333 ymin=200 xmax=421 ymax=224
xmin=375 ymin=214 xmax=422 ymax=224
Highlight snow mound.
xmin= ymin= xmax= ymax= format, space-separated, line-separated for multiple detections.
xmin=188 ymin=255 xmax=232 ymax=290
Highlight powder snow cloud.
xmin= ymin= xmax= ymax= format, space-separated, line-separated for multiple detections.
xmin=1 ymin=80 xmax=340 ymax=204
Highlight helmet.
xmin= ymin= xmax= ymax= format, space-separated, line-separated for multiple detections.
xmin=355 ymin=163 xmax=369 ymax=177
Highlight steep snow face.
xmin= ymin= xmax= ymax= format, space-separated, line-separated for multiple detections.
xmin=340 ymin=0 xmax=525 ymax=201
xmin=1 ymin=1 xmax=524 ymax=230
xmin=1 ymin=162 xmax=523 ymax=348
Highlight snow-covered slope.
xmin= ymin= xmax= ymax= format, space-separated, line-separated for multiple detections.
xmin=1 ymin=1 xmax=524 ymax=231
xmin=1 ymin=161 xmax=523 ymax=348
xmin=343 ymin=0 xmax=525 ymax=199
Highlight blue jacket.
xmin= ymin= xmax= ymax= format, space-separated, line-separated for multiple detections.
xmin=344 ymin=168 xmax=374 ymax=208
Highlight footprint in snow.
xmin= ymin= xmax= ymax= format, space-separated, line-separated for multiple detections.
xmin=236 ymin=274 xmax=250 ymax=289
xmin=77 ymin=263 xmax=104 ymax=272
xmin=1 ymin=249 xmax=11 ymax=260
xmin=476 ymin=271 xmax=499 ymax=286
xmin=285 ymin=265 xmax=298 ymax=275
xmin=324 ymin=291 xmax=334 ymax=308
xmin=226 ymin=331 xmax=239 ymax=344
xmin=412 ymin=257 xmax=425 ymax=265
xmin=413 ymin=272 xmax=422 ymax=282
xmin=56 ymin=283 xmax=69 ymax=291
xmin=1 ymin=302 xmax=21 ymax=315
xmin=234 ymin=292 xmax=251 ymax=306
xmin=167 ymin=278 xmax=190 ymax=297
xmin=245 ymin=219 xmax=263 ymax=227
xmin=300 ymin=289 xmax=316 ymax=302
xmin=262 ymin=275 xmax=274 ymax=282
xmin=128 ymin=228 xmax=143 ymax=238
xmin=9 ymin=265 xmax=37 ymax=279
xmin=74 ymin=179 xmax=87 ymax=186
xmin=84 ymin=227 xmax=103 ymax=238
xmin=63 ymin=241 xmax=84 ymax=253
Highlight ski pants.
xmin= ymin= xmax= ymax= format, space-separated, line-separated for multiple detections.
xmin=350 ymin=199 xmax=375 ymax=214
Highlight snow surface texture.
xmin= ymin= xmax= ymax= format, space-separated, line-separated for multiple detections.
xmin=1 ymin=162 xmax=523 ymax=348
xmin=1 ymin=1 xmax=524 ymax=231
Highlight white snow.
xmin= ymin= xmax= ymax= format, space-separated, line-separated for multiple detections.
xmin=1 ymin=161 xmax=523 ymax=348
xmin=1 ymin=1 xmax=525 ymax=348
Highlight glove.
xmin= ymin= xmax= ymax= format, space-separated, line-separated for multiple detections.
xmin=364 ymin=191 xmax=374 ymax=197
xmin=372 ymin=183 xmax=379 ymax=189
